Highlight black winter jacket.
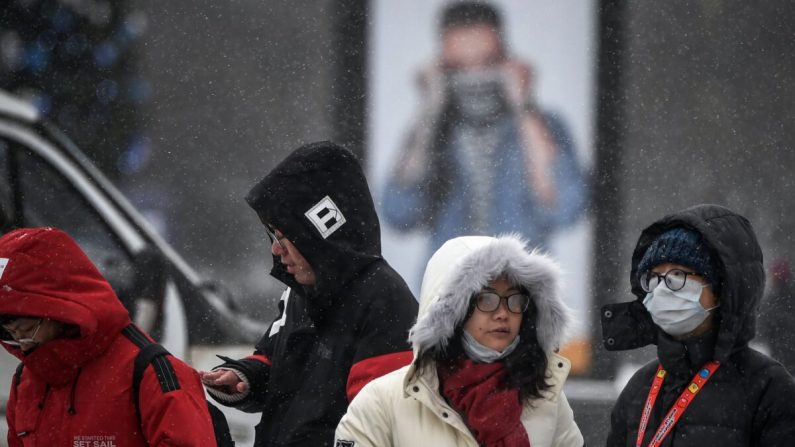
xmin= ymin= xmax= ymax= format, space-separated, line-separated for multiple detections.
xmin=211 ymin=142 xmax=418 ymax=446
xmin=603 ymin=204 xmax=795 ymax=446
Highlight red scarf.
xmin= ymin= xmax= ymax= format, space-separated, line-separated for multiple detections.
xmin=438 ymin=357 xmax=531 ymax=447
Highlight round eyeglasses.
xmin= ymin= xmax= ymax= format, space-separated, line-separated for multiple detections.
xmin=474 ymin=292 xmax=530 ymax=314
xmin=640 ymin=268 xmax=704 ymax=293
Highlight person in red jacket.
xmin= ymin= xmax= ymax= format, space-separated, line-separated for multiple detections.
xmin=0 ymin=227 xmax=217 ymax=446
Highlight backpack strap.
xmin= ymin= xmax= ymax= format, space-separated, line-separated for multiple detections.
xmin=208 ymin=402 xmax=235 ymax=446
xmin=13 ymin=362 xmax=23 ymax=389
xmin=121 ymin=324 xmax=235 ymax=446
xmin=122 ymin=324 xmax=181 ymax=415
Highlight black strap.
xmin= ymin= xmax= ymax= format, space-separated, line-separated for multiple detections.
xmin=208 ymin=402 xmax=235 ymax=446
xmin=123 ymin=324 xmax=154 ymax=349
xmin=121 ymin=324 xmax=235 ymax=446
xmin=14 ymin=326 xmax=232 ymax=445
xmin=123 ymin=324 xmax=181 ymax=415
xmin=13 ymin=362 xmax=23 ymax=388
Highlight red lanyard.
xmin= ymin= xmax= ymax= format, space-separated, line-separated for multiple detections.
xmin=636 ymin=360 xmax=720 ymax=447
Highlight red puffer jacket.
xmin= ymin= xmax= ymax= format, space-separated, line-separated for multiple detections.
xmin=0 ymin=227 xmax=217 ymax=446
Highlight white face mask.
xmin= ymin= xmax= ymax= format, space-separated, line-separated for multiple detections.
xmin=461 ymin=330 xmax=520 ymax=363
xmin=643 ymin=279 xmax=719 ymax=336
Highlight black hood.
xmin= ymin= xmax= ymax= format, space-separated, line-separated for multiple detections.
xmin=602 ymin=204 xmax=764 ymax=362
xmin=246 ymin=141 xmax=382 ymax=308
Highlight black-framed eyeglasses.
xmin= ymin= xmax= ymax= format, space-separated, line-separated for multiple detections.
xmin=640 ymin=268 xmax=703 ymax=292
xmin=264 ymin=225 xmax=286 ymax=252
xmin=474 ymin=292 xmax=530 ymax=314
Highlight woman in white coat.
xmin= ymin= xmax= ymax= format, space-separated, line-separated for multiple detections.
xmin=335 ymin=234 xmax=584 ymax=446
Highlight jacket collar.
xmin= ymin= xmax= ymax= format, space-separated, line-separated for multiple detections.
xmin=657 ymin=328 xmax=718 ymax=378
xmin=403 ymin=352 xmax=571 ymax=402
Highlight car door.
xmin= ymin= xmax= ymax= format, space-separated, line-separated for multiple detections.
xmin=0 ymin=124 xmax=186 ymax=354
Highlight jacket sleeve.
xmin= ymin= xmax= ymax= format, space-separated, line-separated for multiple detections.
xmin=138 ymin=355 xmax=217 ymax=446
xmin=380 ymin=176 xmax=429 ymax=231
xmin=335 ymin=378 xmax=393 ymax=447
xmin=205 ymin=350 xmax=271 ymax=413
xmin=207 ymin=290 xmax=291 ymax=412
xmin=380 ymin=84 xmax=445 ymax=233
xmin=6 ymin=369 xmax=21 ymax=447
xmin=551 ymin=116 xmax=588 ymax=226
xmin=536 ymin=113 xmax=589 ymax=229
xmin=553 ymin=391 xmax=585 ymax=447
xmin=345 ymin=282 xmax=416 ymax=401
xmin=605 ymin=386 xmax=630 ymax=447
xmin=752 ymin=364 xmax=795 ymax=446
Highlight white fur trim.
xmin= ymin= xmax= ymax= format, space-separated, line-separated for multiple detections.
xmin=408 ymin=234 xmax=571 ymax=355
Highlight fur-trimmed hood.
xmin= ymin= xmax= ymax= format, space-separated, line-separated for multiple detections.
xmin=409 ymin=234 xmax=572 ymax=357
xmin=602 ymin=204 xmax=766 ymax=363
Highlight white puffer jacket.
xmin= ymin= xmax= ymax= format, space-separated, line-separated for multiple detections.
xmin=335 ymin=235 xmax=584 ymax=446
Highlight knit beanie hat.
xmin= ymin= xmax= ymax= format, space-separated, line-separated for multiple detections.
xmin=638 ymin=227 xmax=718 ymax=282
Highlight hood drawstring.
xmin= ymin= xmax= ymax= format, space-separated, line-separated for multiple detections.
xmin=37 ymin=384 xmax=50 ymax=410
xmin=68 ymin=368 xmax=82 ymax=415
xmin=29 ymin=383 xmax=51 ymax=438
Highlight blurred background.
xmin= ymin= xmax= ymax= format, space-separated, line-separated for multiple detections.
xmin=1 ymin=0 xmax=794 ymax=445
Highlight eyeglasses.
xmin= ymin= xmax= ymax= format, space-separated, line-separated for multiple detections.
xmin=1 ymin=318 xmax=42 ymax=347
xmin=474 ymin=292 xmax=530 ymax=314
xmin=640 ymin=268 xmax=704 ymax=292
xmin=265 ymin=225 xmax=286 ymax=252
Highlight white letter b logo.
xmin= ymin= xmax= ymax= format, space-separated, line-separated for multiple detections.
xmin=305 ymin=196 xmax=346 ymax=239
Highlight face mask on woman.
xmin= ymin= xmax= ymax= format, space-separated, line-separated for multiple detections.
xmin=462 ymin=330 xmax=520 ymax=363
xmin=642 ymin=280 xmax=719 ymax=336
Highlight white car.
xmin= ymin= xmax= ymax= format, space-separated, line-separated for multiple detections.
xmin=0 ymin=90 xmax=264 ymax=446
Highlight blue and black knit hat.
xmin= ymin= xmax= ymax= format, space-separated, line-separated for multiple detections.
xmin=638 ymin=227 xmax=718 ymax=282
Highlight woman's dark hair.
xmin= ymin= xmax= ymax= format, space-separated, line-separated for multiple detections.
xmin=0 ymin=314 xmax=20 ymax=326
xmin=502 ymin=298 xmax=551 ymax=401
xmin=416 ymin=291 xmax=551 ymax=403
xmin=0 ymin=314 xmax=34 ymax=326
xmin=440 ymin=2 xmax=502 ymax=31
xmin=0 ymin=314 xmax=29 ymax=340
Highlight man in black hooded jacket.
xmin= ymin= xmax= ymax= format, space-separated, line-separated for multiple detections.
xmin=602 ymin=204 xmax=795 ymax=446
xmin=200 ymin=141 xmax=418 ymax=446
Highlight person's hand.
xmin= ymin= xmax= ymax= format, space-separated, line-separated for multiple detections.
xmin=200 ymin=369 xmax=248 ymax=394
xmin=416 ymin=63 xmax=448 ymax=114
xmin=519 ymin=114 xmax=558 ymax=208
xmin=500 ymin=59 xmax=535 ymax=112
xmin=391 ymin=62 xmax=448 ymax=185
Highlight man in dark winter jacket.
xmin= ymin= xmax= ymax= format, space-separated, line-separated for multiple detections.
xmin=0 ymin=227 xmax=217 ymax=446
xmin=602 ymin=204 xmax=795 ymax=446
xmin=200 ymin=141 xmax=419 ymax=446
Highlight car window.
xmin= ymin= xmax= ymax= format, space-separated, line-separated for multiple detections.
xmin=10 ymin=142 xmax=137 ymax=306
xmin=0 ymin=140 xmax=12 ymax=230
